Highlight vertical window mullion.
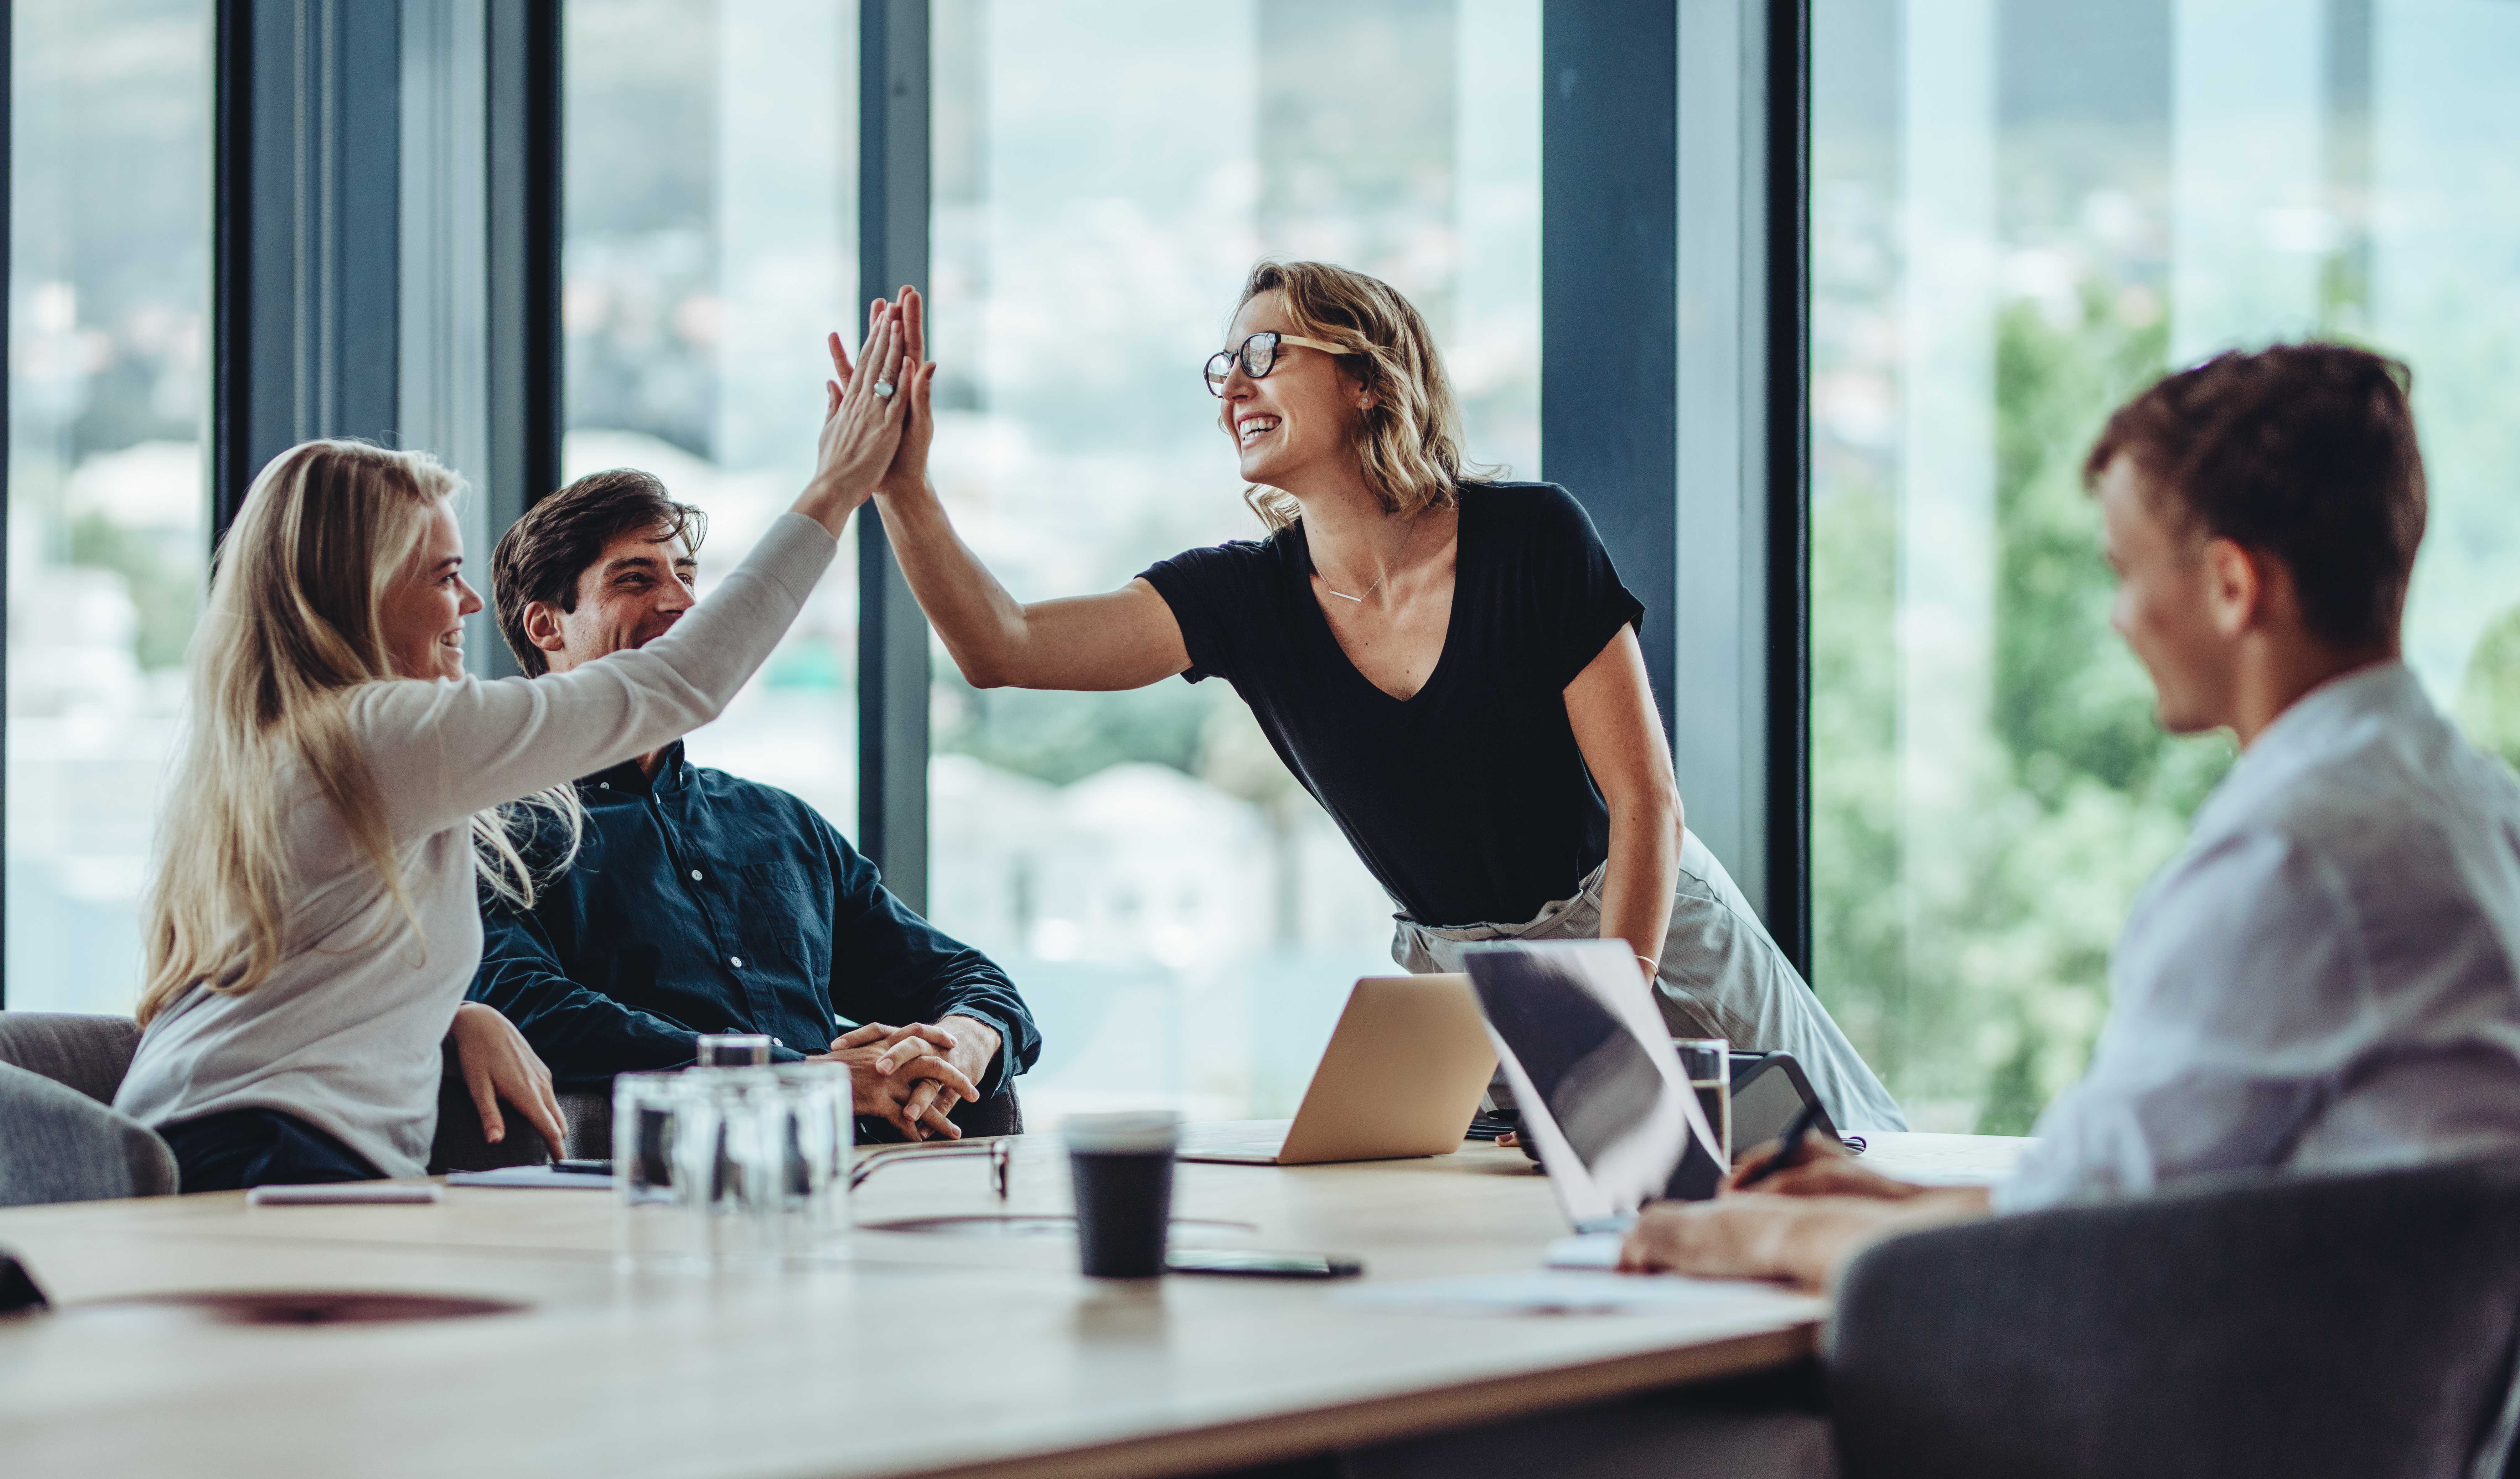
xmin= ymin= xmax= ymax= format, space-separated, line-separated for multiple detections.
xmin=483 ymin=0 xmax=560 ymax=679
xmin=856 ymin=0 xmax=931 ymax=912
xmin=1765 ymin=0 xmax=1813 ymax=974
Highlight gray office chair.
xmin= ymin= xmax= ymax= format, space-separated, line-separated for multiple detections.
xmin=1826 ymin=1154 xmax=2520 ymax=1479
xmin=0 ymin=1013 xmax=178 ymax=1206
xmin=0 ymin=1010 xmax=145 ymax=1105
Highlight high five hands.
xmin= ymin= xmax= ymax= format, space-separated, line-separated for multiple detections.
xmin=827 ymin=286 xmax=938 ymax=499
xmin=791 ymin=297 xmax=914 ymax=537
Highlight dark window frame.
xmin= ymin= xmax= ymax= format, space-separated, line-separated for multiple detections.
xmin=0 ymin=0 xmax=1814 ymax=1007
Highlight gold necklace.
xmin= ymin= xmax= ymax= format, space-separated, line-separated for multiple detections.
xmin=1318 ymin=514 xmax=1426 ymax=604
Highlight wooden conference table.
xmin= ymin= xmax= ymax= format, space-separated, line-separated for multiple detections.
xmin=0 ymin=1129 xmax=2023 ymax=1478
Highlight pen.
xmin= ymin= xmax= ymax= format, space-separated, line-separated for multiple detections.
xmin=1732 ymin=1100 xmax=1823 ymax=1191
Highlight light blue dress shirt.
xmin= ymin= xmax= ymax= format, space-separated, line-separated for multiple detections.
xmin=2000 ymin=661 xmax=2520 ymax=1212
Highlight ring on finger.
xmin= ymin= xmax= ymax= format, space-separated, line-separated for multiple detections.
xmin=873 ymin=379 xmax=896 ymax=399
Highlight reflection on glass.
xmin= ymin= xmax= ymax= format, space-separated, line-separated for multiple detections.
xmin=927 ymin=0 xmax=1540 ymax=1121
xmin=6 ymin=0 xmax=212 ymax=1011
xmin=1810 ymin=0 xmax=2520 ymax=1132
xmin=563 ymin=0 xmax=860 ymax=819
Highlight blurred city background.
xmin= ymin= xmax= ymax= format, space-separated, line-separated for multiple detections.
xmin=10 ymin=0 xmax=2519 ymax=1133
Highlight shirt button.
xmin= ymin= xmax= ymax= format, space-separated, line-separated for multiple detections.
xmin=690 ymin=869 xmax=704 ymax=882
xmin=729 ymin=956 xmax=744 ymax=969
xmin=597 ymin=781 xmax=610 ymax=790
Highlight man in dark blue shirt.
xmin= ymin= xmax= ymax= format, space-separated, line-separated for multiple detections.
xmin=468 ymin=470 xmax=1039 ymax=1142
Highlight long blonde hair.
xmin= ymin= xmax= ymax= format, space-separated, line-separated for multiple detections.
xmin=138 ymin=440 xmax=578 ymax=1025
xmin=1230 ymin=260 xmax=1496 ymax=531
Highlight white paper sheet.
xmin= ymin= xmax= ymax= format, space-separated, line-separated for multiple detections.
xmin=1544 ymin=1232 xmax=1624 ymax=1269
xmin=1334 ymin=1269 xmax=1801 ymax=1317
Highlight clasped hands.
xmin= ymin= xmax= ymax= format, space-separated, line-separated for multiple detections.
xmin=811 ymin=1015 xmax=1001 ymax=1143
xmin=1616 ymin=1137 xmax=1982 ymax=1291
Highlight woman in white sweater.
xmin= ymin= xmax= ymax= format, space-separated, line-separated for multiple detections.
xmin=114 ymin=306 xmax=912 ymax=1191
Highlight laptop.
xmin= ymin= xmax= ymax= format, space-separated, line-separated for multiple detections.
xmin=1175 ymin=975 xmax=1498 ymax=1165
xmin=1461 ymin=939 xmax=1726 ymax=1234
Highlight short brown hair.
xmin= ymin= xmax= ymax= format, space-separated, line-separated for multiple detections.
xmin=490 ymin=469 xmax=707 ymax=677
xmin=1233 ymin=260 xmax=1488 ymax=531
xmin=2083 ymin=343 xmax=2427 ymax=649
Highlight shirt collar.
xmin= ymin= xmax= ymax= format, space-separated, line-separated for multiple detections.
xmin=580 ymin=738 xmax=690 ymax=797
xmin=2190 ymin=659 xmax=2428 ymax=837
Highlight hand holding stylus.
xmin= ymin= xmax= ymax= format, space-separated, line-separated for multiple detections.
xmin=1731 ymin=1100 xmax=1822 ymax=1191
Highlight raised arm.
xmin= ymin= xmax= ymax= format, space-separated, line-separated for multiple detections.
xmin=881 ymin=500 xmax=1187 ymax=691
xmin=839 ymin=287 xmax=1189 ymax=692
xmin=361 ymin=308 xmax=913 ymax=838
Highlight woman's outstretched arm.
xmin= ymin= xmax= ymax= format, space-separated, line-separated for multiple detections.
xmin=359 ymin=309 xmax=910 ymax=840
xmin=838 ymin=287 xmax=1190 ymax=692
xmin=1565 ymin=625 xmax=1685 ymax=977
xmin=878 ymin=490 xmax=1188 ymax=691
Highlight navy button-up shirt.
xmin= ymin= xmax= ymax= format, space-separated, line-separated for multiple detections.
xmin=469 ymin=742 xmax=1039 ymax=1097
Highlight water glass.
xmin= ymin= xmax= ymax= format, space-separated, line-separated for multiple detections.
xmin=613 ymin=1061 xmax=855 ymax=1265
xmin=681 ymin=1067 xmax=786 ymax=1260
xmin=613 ymin=1069 xmax=707 ymax=1265
xmin=1674 ymin=1038 xmax=1732 ymax=1165
xmin=769 ymin=1061 xmax=853 ymax=1245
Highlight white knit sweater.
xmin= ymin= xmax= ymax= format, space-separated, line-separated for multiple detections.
xmin=115 ymin=513 xmax=836 ymax=1177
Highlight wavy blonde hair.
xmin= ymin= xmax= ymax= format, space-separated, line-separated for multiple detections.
xmin=138 ymin=440 xmax=578 ymax=1026
xmin=1229 ymin=260 xmax=1496 ymax=531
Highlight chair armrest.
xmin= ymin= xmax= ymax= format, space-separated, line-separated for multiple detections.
xmin=0 ymin=1011 xmax=143 ymax=1105
xmin=0 ymin=1061 xmax=177 ymax=1205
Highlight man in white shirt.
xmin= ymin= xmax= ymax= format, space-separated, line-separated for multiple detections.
xmin=1622 ymin=342 xmax=2520 ymax=1288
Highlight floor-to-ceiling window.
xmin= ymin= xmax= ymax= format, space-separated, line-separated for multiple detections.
xmin=924 ymin=0 xmax=1541 ymax=1121
xmin=5 ymin=0 xmax=213 ymax=1012
xmin=562 ymin=0 xmax=861 ymax=818
xmin=1809 ymin=0 xmax=2520 ymax=1131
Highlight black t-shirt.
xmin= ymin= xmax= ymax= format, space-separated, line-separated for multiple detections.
xmin=1139 ymin=481 xmax=1645 ymax=927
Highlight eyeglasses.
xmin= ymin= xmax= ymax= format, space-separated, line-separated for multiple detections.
xmin=850 ymin=1136 xmax=1012 ymax=1199
xmin=1204 ymin=330 xmax=1350 ymax=396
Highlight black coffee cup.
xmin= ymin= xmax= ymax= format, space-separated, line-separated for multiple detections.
xmin=1064 ymin=1112 xmax=1180 ymax=1278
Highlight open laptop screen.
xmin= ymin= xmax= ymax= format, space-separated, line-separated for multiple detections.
xmin=1463 ymin=940 xmax=1725 ymax=1230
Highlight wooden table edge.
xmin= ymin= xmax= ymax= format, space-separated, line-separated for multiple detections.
xmin=872 ymin=1323 xmax=1818 ymax=1479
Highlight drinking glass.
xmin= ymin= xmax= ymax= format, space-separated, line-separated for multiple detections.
xmin=769 ymin=1061 xmax=853 ymax=1246
xmin=1674 ymin=1039 xmax=1732 ymax=1165
xmin=614 ymin=1062 xmax=853 ymax=1265
xmin=683 ymin=1067 xmax=786 ymax=1261
xmin=613 ymin=1070 xmax=707 ymax=1265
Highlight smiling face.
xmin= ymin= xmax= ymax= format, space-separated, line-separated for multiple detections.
xmin=2098 ymin=453 xmax=2251 ymax=735
xmin=525 ymin=524 xmax=699 ymax=674
xmin=1218 ymin=291 xmax=1371 ymax=492
xmin=378 ymin=499 xmax=482 ymax=682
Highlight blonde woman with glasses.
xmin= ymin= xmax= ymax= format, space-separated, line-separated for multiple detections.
xmin=113 ymin=307 xmax=912 ymax=1191
xmin=841 ymin=263 xmax=1905 ymax=1135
